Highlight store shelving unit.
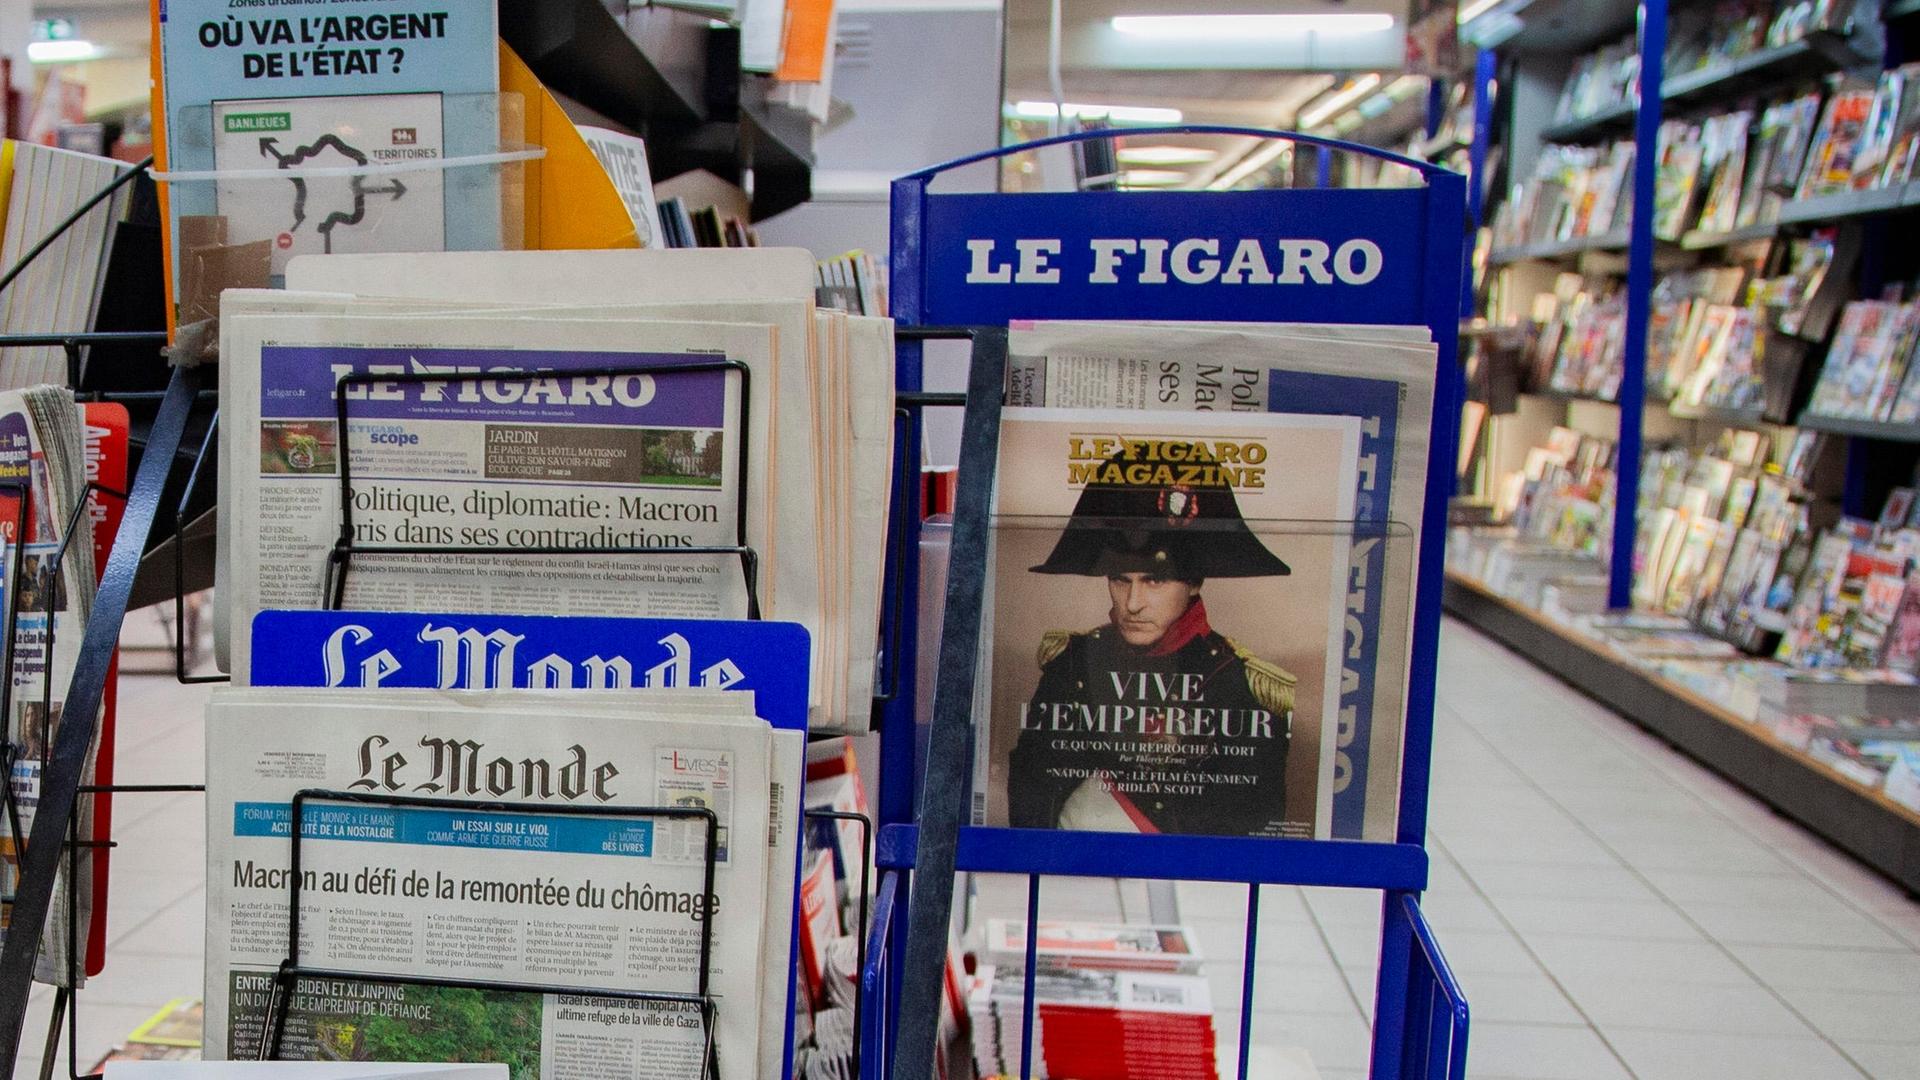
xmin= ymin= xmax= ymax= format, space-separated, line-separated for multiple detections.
xmin=1488 ymin=230 xmax=1631 ymax=264
xmin=1452 ymin=0 xmax=1920 ymax=894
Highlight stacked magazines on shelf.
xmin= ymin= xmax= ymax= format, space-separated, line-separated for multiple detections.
xmin=1492 ymin=142 xmax=1634 ymax=250
xmin=1795 ymin=65 xmax=1920 ymax=200
xmin=969 ymin=920 xmax=1211 ymax=1080
xmin=1553 ymin=38 xmax=1638 ymax=125
xmin=1451 ymin=420 xmax=1920 ymax=811
xmin=1803 ymin=296 xmax=1920 ymax=422
xmin=1528 ymin=274 xmax=1628 ymax=399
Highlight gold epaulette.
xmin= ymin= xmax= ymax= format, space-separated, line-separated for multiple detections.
xmin=1225 ymin=637 xmax=1297 ymax=717
xmin=1037 ymin=629 xmax=1076 ymax=668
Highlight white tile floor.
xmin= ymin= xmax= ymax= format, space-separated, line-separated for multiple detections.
xmin=12 ymin=615 xmax=1920 ymax=1078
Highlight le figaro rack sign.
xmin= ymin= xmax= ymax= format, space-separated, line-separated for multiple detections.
xmin=963 ymin=236 xmax=1384 ymax=288
xmin=917 ymin=189 xmax=1424 ymax=324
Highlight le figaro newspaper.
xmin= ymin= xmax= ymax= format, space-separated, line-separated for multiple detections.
xmin=223 ymin=315 xmax=777 ymax=677
xmin=206 ymin=689 xmax=776 ymax=1080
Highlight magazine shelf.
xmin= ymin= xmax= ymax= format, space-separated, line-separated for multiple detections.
xmin=1442 ymin=572 xmax=1920 ymax=892
xmin=1679 ymin=220 xmax=1781 ymax=249
xmin=0 ymin=364 xmax=209 ymax=1067
xmin=1541 ymin=103 xmax=1639 ymax=145
xmin=1797 ymin=412 xmax=1920 ymax=442
xmin=1667 ymin=401 xmax=1773 ymax=425
xmin=874 ymin=126 xmax=1471 ymax=1080
xmin=1777 ymin=182 xmax=1920 ymax=225
xmin=1488 ymin=230 xmax=1632 ymax=265
xmin=1661 ymin=30 xmax=1868 ymax=108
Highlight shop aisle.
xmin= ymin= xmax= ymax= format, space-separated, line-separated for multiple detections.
xmin=15 ymin=616 xmax=1920 ymax=1078
xmin=1172 ymin=617 xmax=1920 ymax=1080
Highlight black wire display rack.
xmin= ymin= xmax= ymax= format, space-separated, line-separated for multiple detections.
xmin=0 ymin=153 xmax=217 ymax=1075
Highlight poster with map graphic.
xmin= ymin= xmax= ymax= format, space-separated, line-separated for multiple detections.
xmin=156 ymin=0 xmax=499 ymax=288
xmin=214 ymin=94 xmax=446 ymax=276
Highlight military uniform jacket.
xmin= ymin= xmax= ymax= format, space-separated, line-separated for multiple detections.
xmin=1008 ymin=617 xmax=1295 ymax=837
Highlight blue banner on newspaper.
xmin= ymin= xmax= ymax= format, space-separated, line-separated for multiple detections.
xmin=1267 ymin=370 xmax=1399 ymax=839
xmin=248 ymin=610 xmax=812 ymax=732
xmin=918 ymin=189 xmax=1426 ymax=325
xmin=259 ymin=345 xmax=730 ymax=426
xmin=234 ymin=801 xmax=660 ymax=857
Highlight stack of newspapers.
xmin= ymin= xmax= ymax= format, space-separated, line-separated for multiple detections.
xmin=0 ymin=143 xmax=138 ymax=390
xmin=203 ymin=685 xmax=804 ymax=1080
xmin=984 ymin=322 xmax=1438 ymax=843
xmin=970 ymin=920 xmax=1208 ymax=1080
xmin=215 ymin=248 xmax=895 ymax=733
xmin=968 ymin=963 xmax=1218 ymax=1080
xmin=0 ymin=386 xmax=110 ymax=985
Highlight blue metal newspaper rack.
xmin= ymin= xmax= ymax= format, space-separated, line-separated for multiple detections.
xmin=867 ymin=127 xmax=1473 ymax=1080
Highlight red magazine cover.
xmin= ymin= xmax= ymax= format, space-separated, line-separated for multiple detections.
xmin=82 ymin=403 xmax=128 ymax=977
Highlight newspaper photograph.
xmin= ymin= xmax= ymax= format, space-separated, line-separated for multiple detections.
xmin=205 ymin=689 xmax=772 ymax=1079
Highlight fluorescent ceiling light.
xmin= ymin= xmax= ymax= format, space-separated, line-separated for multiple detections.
xmin=1120 ymin=169 xmax=1190 ymax=186
xmin=1112 ymin=13 xmax=1395 ymax=38
xmin=1117 ymin=145 xmax=1219 ymax=165
xmin=1209 ymin=140 xmax=1290 ymax=190
xmin=1011 ymin=100 xmax=1184 ymax=124
xmin=28 ymin=39 xmax=98 ymax=63
xmin=1298 ymin=74 xmax=1382 ymax=130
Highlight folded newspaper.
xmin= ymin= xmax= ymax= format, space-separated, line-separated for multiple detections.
xmin=216 ymin=250 xmax=896 ymax=735
xmin=204 ymin=688 xmax=794 ymax=1080
xmin=0 ymin=385 xmax=104 ymax=986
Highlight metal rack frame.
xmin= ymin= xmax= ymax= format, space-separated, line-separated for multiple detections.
xmin=869 ymin=126 xmax=1473 ymax=1080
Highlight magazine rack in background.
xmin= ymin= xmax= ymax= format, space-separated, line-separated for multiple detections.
xmin=873 ymin=127 xmax=1472 ymax=1080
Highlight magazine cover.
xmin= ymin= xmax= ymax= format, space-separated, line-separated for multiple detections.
xmin=977 ymin=407 xmax=1360 ymax=840
xmin=1005 ymin=321 xmax=1433 ymax=840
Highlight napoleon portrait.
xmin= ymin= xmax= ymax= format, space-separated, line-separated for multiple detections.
xmin=1007 ymin=447 xmax=1297 ymax=838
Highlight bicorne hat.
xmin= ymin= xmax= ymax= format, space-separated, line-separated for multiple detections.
xmin=1029 ymin=446 xmax=1291 ymax=578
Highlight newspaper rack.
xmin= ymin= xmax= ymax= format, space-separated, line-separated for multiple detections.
xmin=325 ymin=362 xmax=764 ymax=619
xmin=257 ymin=789 xmax=723 ymax=1078
xmin=869 ymin=127 xmax=1473 ymax=1080
xmin=0 ymin=355 xmax=213 ymax=1073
